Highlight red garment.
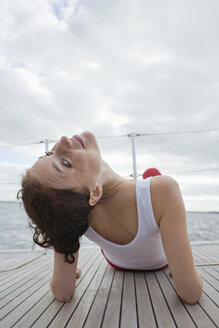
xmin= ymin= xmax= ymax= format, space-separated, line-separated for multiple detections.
xmin=142 ymin=168 xmax=161 ymax=179
xmin=101 ymin=249 xmax=168 ymax=271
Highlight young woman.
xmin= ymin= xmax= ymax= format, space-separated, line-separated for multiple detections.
xmin=18 ymin=131 xmax=203 ymax=304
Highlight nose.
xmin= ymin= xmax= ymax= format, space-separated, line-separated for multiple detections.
xmin=56 ymin=136 xmax=73 ymax=153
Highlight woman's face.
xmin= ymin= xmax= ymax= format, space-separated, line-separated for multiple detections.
xmin=30 ymin=131 xmax=102 ymax=191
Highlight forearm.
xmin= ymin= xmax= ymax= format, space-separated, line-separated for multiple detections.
xmin=177 ymin=270 xmax=203 ymax=304
xmin=50 ymin=250 xmax=79 ymax=302
xmin=50 ymin=277 xmax=75 ymax=302
xmin=158 ymin=177 xmax=203 ymax=304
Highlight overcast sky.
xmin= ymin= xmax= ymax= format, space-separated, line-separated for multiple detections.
xmin=0 ymin=0 xmax=219 ymax=211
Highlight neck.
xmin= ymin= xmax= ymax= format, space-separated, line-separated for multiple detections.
xmin=89 ymin=161 xmax=134 ymax=222
xmin=97 ymin=160 xmax=126 ymax=201
xmin=88 ymin=160 xmax=137 ymax=232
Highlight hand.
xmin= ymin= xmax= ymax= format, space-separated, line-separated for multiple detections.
xmin=76 ymin=268 xmax=81 ymax=279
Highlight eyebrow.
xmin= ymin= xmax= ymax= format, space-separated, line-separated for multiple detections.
xmin=52 ymin=162 xmax=62 ymax=173
xmin=38 ymin=156 xmax=62 ymax=173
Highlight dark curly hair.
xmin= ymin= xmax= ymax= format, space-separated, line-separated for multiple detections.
xmin=17 ymin=169 xmax=94 ymax=263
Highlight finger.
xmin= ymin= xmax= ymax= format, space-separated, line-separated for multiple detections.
xmin=76 ymin=268 xmax=81 ymax=278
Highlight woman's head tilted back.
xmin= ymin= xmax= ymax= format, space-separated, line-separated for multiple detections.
xmin=18 ymin=131 xmax=104 ymax=263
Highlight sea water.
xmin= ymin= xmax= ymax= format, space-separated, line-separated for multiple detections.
xmin=0 ymin=201 xmax=218 ymax=250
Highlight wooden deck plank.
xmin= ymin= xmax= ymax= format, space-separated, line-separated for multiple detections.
xmin=101 ymin=270 xmax=123 ymax=328
xmin=0 ymin=243 xmax=218 ymax=328
xmin=0 ymin=258 xmax=52 ymax=299
xmin=120 ymin=271 xmax=138 ymax=328
xmin=192 ymin=247 xmax=213 ymax=264
xmin=0 ymin=276 xmax=51 ymax=321
xmin=155 ymin=270 xmax=196 ymax=328
xmin=204 ymin=246 xmax=219 ymax=262
xmin=12 ymin=248 xmax=91 ymax=328
xmin=192 ymin=251 xmax=209 ymax=264
xmin=83 ymin=265 xmax=114 ymax=328
xmin=44 ymin=249 xmax=104 ymax=327
xmin=134 ymin=271 xmax=156 ymax=328
xmin=200 ymin=268 xmax=219 ymax=291
xmin=31 ymin=247 xmax=100 ymax=328
xmin=198 ymin=292 xmax=219 ymax=327
xmin=0 ymin=250 xmax=44 ymax=272
xmin=64 ymin=260 xmax=107 ymax=327
xmin=0 ymin=274 xmax=51 ymax=327
xmin=192 ymin=245 xmax=219 ymax=266
xmin=197 ymin=247 xmax=219 ymax=263
xmin=0 ymin=258 xmax=51 ymax=306
xmin=164 ymin=268 xmax=218 ymax=328
xmin=213 ymin=267 xmax=219 ymax=273
xmin=204 ymin=267 xmax=219 ymax=280
xmin=0 ymin=254 xmax=51 ymax=287
xmin=146 ymin=272 xmax=176 ymax=328
xmin=199 ymin=272 xmax=219 ymax=308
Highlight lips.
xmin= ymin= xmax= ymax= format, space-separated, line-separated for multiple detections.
xmin=72 ymin=135 xmax=85 ymax=148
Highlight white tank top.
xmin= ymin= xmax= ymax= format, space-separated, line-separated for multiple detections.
xmin=84 ymin=177 xmax=168 ymax=270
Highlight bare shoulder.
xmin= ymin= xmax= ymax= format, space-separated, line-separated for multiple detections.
xmin=150 ymin=175 xmax=179 ymax=227
xmin=150 ymin=174 xmax=178 ymax=190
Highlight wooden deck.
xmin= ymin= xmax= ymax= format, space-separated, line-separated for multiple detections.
xmin=0 ymin=242 xmax=218 ymax=328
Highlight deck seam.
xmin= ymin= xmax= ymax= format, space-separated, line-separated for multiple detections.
xmin=0 ymin=245 xmax=218 ymax=328
xmin=0 ymin=254 xmax=46 ymax=273
xmin=100 ymin=268 xmax=116 ymax=328
xmin=0 ymin=255 xmax=51 ymax=287
xmin=0 ymin=277 xmax=50 ymax=322
xmin=190 ymin=242 xmax=219 ymax=245
xmin=62 ymin=258 xmax=105 ymax=328
xmin=76 ymin=248 xmax=100 ymax=289
xmin=0 ymin=258 xmax=52 ymax=299
xmin=45 ymin=252 xmax=103 ymax=328
xmin=200 ymin=274 xmax=219 ymax=292
xmin=144 ymin=273 xmax=158 ymax=328
xmin=163 ymin=270 xmax=199 ymax=328
xmin=196 ymin=300 xmax=218 ymax=327
xmin=46 ymin=301 xmax=66 ymax=328
xmin=213 ymin=267 xmax=219 ymax=273
xmin=29 ymin=298 xmax=57 ymax=328
xmin=196 ymin=264 xmax=219 ymax=267
xmin=11 ymin=289 xmax=52 ymax=328
xmin=0 ymin=266 xmax=51 ymax=309
xmin=202 ymin=289 xmax=219 ymax=308
xmin=82 ymin=264 xmax=108 ymax=328
xmin=203 ymin=268 xmax=219 ymax=281
xmin=133 ymin=272 xmax=140 ymax=328
xmin=196 ymin=248 xmax=219 ymax=263
xmin=154 ymin=272 xmax=178 ymax=328
xmin=163 ymin=269 xmax=217 ymax=328
xmin=118 ymin=271 xmax=125 ymax=328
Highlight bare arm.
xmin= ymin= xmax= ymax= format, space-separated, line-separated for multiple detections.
xmin=151 ymin=176 xmax=203 ymax=304
xmin=50 ymin=249 xmax=80 ymax=302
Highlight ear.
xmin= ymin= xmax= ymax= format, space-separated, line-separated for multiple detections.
xmin=88 ymin=183 xmax=103 ymax=206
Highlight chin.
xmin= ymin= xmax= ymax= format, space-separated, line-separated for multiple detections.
xmin=81 ymin=131 xmax=96 ymax=140
xmin=81 ymin=130 xmax=94 ymax=136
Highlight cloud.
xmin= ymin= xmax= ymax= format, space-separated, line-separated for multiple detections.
xmin=0 ymin=0 xmax=219 ymax=209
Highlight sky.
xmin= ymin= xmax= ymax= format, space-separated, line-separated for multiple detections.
xmin=0 ymin=0 xmax=219 ymax=211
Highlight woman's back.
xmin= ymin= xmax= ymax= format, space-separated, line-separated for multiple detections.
xmin=87 ymin=174 xmax=164 ymax=245
xmin=88 ymin=178 xmax=138 ymax=245
xmin=85 ymin=177 xmax=168 ymax=270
